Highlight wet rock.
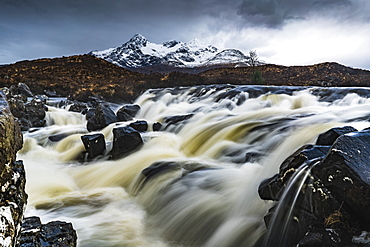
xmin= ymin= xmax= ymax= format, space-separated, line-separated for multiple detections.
xmin=153 ymin=122 xmax=162 ymax=131
xmin=116 ymin=104 xmax=141 ymax=121
xmin=68 ymin=101 xmax=88 ymax=113
xmin=48 ymin=133 xmax=69 ymax=142
xmin=81 ymin=133 xmax=106 ymax=160
xmin=260 ymin=126 xmax=370 ymax=246
xmin=312 ymin=130 xmax=370 ymax=228
xmin=258 ymin=145 xmax=330 ymax=201
xmin=86 ymin=103 xmax=117 ymax=131
xmin=142 ymin=161 xmax=181 ymax=181
xmin=163 ymin=114 xmax=194 ymax=126
xmin=110 ymin=126 xmax=143 ymax=159
xmin=128 ymin=120 xmax=148 ymax=132
xmin=315 ymin=126 xmax=357 ymax=146
xmin=19 ymin=217 xmax=77 ymax=247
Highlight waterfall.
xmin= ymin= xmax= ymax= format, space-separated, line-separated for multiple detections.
xmin=18 ymin=85 xmax=370 ymax=246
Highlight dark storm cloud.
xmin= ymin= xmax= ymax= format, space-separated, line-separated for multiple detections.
xmin=235 ymin=0 xmax=356 ymax=28
xmin=0 ymin=0 xmax=369 ymax=68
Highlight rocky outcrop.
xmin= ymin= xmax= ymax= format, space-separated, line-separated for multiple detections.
xmin=259 ymin=126 xmax=370 ymax=246
xmin=19 ymin=216 xmax=77 ymax=247
xmin=4 ymin=83 xmax=47 ymax=131
xmin=1 ymin=89 xmax=78 ymax=247
xmin=0 ymin=91 xmax=26 ymax=247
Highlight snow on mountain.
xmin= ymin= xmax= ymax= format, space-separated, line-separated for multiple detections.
xmin=88 ymin=34 xmax=252 ymax=69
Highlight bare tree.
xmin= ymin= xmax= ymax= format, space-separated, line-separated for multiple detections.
xmin=247 ymin=50 xmax=263 ymax=67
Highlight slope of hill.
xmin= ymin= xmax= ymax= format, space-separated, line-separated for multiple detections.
xmin=1 ymin=55 xmax=369 ymax=102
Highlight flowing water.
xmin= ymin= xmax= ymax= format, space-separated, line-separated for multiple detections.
xmin=18 ymin=85 xmax=370 ymax=246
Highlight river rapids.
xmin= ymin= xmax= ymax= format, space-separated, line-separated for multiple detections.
xmin=18 ymin=85 xmax=370 ymax=246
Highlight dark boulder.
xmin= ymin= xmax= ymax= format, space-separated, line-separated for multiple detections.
xmin=86 ymin=103 xmax=117 ymax=131
xmin=128 ymin=120 xmax=148 ymax=132
xmin=110 ymin=126 xmax=143 ymax=160
xmin=9 ymin=82 xmax=34 ymax=97
xmin=312 ymin=130 xmax=370 ymax=228
xmin=258 ymin=145 xmax=330 ymax=201
xmin=153 ymin=122 xmax=162 ymax=131
xmin=24 ymin=98 xmax=47 ymax=128
xmin=81 ymin=133 xmax=106 ymax=160
xmin=315 ymin=126 xmax=357 ymax=146
xmin=19 ymin=217 xmax=77 ymax=247
xmin=116 ymin=104 xmax=141 ymax=121
xmin=68 ymin=101 xmax=88 ymax=113
xmin=260 ymin=126 xmax=370 ymax=246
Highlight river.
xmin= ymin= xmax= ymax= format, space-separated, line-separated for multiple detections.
xmin=18 ymin=85 xmax=370 ymax=246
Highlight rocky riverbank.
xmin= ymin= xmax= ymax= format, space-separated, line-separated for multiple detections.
xmin=0 ymin=86 xmax=77 ymax=246
xmin=259 ymin=126 xmax=370 ymax=246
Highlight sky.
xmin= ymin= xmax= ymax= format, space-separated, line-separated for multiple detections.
xmin=1 ymin=0 xmax=370 ymax=69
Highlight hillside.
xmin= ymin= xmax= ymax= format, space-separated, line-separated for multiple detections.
xmin=1 ymin=55 xmax=370 ymax=102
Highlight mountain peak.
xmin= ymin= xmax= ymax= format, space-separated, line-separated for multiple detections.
xmin=89 ymin=35 xmax=253 ymax=70
xmin=128 ymin=34 xmax=148 ymax=46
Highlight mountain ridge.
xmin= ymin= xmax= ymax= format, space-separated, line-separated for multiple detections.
xmin=88 ymin=34 xmax=255 ymax=71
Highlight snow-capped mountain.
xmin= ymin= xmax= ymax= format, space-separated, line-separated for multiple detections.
xmin=88 ymin=34 xmax=252 ymax=70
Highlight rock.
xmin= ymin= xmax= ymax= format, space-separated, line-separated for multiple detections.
xmin=81 ymin=133 xmax=106 ymax=160
xmin=68 ymin=101 xmax=88 ymax=113
xmin=163 ymin=114 xmax=194 ymax=127
xmin=33 ymin=95 xmax=48 ymax=104
xmin=44 ymin=89 xmax=58 ymax=97
xmin=116 ymin=104 xmax=140 ymax=121
xmin=153 ymin=122 xmax=162 ymax=131
xmin=9 ymin=83 xmax=34 ymax=97
xmin=19 ymin=217 xmax=77 ymax=247
xmin=0 ymin=91 xmax=26 ymax=247
xmin=312 ymin=130 xmax=370 ymax=228
xmin=315 ymin=126 xmax=357 ymax=146
xmin=24 ymin=98 xmax=47 ymax=128
xmin=86 ymin=103 xmax=117 ymax=131
xmin=258 ymin=145 xmax=330 ymax=201
xmin=41 ymin=221 xmax=77 ymax=247
xmin=0 ymin=91 xmax=23 ymax=168
xmin=142 ymin=161 xmax=181 ymax=180
xmin=110 ymin=126 xmax=143 ymax=159
xmin=128 ymin=120 xmax=148 ymax=132
xmin=48 ymin=133 xmax=69 ymax=142
xmin=260 ymin=127 xmax=370 ymax=246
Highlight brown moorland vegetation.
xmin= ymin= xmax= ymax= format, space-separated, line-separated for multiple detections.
xmin=1 ymin=55 xmax=369 ymax=102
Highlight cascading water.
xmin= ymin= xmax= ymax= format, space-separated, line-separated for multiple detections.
xmin=18 ymin=85 xmax=370 ymax=246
